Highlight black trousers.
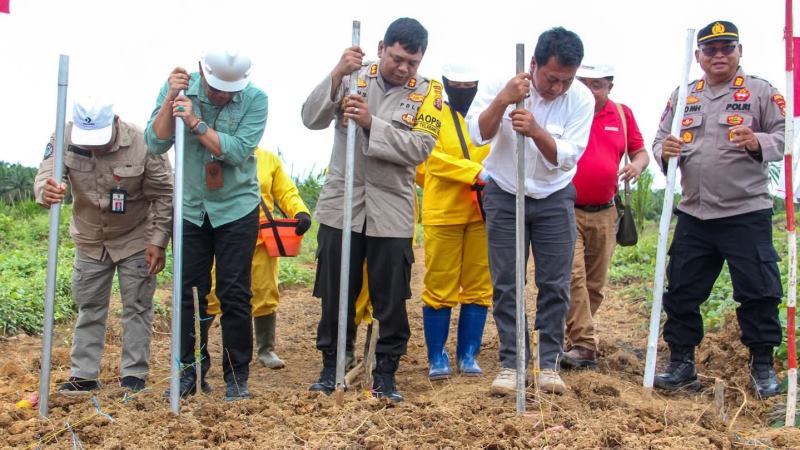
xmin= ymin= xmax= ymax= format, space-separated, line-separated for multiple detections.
xmin=313 ymin=224 xmax=413 ymax=356
xmin=180 ymin=207 xmax=258 ymax=380
xmin=663 ymin=209 xmax=783 ymax=349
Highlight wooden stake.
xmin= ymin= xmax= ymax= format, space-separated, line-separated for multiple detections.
xmin=192 ymin=287 xmax=201 ymax=396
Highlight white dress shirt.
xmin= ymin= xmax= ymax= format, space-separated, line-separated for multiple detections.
xmin=466 ymin=78 xmax=594 ymax=199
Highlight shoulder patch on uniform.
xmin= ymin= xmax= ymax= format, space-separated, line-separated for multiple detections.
xmin=726 ymin=114 xmax=744 ymax=125
xmin=733 ymin=88 xmax=750 ymax=102
xmin=686 ymin=95 xmax=700 ymax=104
xmin=732 ymin=76 xmax=745 ymax=87
xmin=357 ymin=78 xmax=367 ymax=88
xmin=43 ymin=142 xmax=53 ymax=160
xmin=772 ymin=94 xmax=786 ymax=116
xmin=660 ymin=99 xmax=672 ymax=123
xmin=368 ymin=64 xmax=378 ymax=77
xmin=694 ymin=79 xmax=705 ymax=92
xmin=432 ymin=81 xmax=443 ymax=111
xmin=681 ymin=130 xmax=694 ymax=144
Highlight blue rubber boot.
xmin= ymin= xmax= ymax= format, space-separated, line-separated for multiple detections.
xmin=422 ymin=306 xmax=452 ymax=380
xmin=456 ymin=303 xmax=488 ymax=376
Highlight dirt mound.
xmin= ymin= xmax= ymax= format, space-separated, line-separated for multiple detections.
xmin=2 ymin=247 xmax=800 ymax=449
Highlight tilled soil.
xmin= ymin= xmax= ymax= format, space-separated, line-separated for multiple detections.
xmin=1 ymin=245 xmax=799 ymax=449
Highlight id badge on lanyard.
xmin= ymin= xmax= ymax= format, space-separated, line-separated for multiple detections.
xmin=110 ymin=174 xmax=127 ymax=214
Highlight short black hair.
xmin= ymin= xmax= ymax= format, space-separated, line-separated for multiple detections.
xmin=384 ymin=17 xmax=428 ymax=55
xmin=533 ymin=27 xmax=584 ymax=68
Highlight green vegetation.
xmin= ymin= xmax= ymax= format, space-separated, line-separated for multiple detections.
xmin=0 ymin=160 xmax=323 ymax=336
xmin=0 ymin=200 xmax=76 ymax=335
xmin=610 ymin=169 xmax=800 ymax=366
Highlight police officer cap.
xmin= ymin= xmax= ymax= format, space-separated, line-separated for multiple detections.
xmin=697 ymin=21 xmax=739 ymax=45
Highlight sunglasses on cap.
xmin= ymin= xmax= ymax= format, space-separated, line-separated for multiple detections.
xmin=699 ymin=43 xmax=738 ymax=57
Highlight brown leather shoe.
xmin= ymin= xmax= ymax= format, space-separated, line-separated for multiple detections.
xmin=560 ymin=346 xmax=597 ymax=370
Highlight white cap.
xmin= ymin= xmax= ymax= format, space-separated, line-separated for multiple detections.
xmin=71 ymin=98 xmax=114 ymax=146
xmin=576 ymin=63 xmax=615 ymax=79
xmin=200 ymin=49 xmax=252 ymax=92
xmin=442 ymin=63 xmax=478 ymax=83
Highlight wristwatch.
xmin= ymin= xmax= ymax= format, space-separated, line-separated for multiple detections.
xmin=191 ymin=120 xmax=209 ymax=135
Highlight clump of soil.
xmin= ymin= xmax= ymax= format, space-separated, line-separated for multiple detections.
xmin=1 ymin=247 xmax=799 ymax=449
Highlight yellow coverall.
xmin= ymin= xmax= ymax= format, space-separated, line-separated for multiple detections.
xmin=419 ymin=103 xmax=492 ymax=309
xmin=207 ymin=148 xmax=310 ymax=317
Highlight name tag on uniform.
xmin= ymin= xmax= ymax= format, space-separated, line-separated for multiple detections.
xmin=110 ymin=188 xmax=127 ymax=214
xmin=604 ymin=126 xmax=619 ymax=132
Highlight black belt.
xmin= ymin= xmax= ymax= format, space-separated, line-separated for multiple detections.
xmin=575 ymin=200 xmax=614 ymax=212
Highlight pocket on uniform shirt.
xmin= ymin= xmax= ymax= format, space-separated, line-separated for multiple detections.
xmin=112 ymin=164 xmax=145 ymax=195
xmin=717 ymin=113 xmax=754 ymax=150
xmin=678 ymin=114 xmax=703 ymax=143
xmin=392 ymin=107 xmax=417 ymax=130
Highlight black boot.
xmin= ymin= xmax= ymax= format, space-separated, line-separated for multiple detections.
xmin=372 ymin=354 xmax=403 ymax=403
xmin=750 ymin=347 xmax=781 ymax=399
xmin=309 ymin=351 xmax=336 ymax=395
xmin=654 ymin=345 xmax=701 ymax=392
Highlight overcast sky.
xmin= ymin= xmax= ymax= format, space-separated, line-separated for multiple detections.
xmin=0 ymin=0 xmax=794 ymax=190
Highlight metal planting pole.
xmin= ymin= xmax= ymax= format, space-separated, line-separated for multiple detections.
xmin=784 ymin=0 xmax=797 ymax=427
xmin=514 ymin=43 xmax=527 ymax=415
xmin=335 ymin=20 xmax=360 ymax=406
xmin=643 ymin=29 xmax=695 ymax=392
xmin=170 ymin=90 xmax=186 ymax=415
xmin=39 ymin=54 xmax=69 ymax=418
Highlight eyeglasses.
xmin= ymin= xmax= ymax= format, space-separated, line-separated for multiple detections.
xmin=699 ymin=43 xmax=738 ymax=57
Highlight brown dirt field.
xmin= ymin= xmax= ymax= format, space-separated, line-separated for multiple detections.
xmin=1 ymin=245 xmax=799 ymax=449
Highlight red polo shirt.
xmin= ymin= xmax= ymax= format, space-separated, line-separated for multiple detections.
xmin=573 ymin=99 xmax=645 ymax=205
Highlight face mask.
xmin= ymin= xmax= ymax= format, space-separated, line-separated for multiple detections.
xmin=443 ymin=77 xmax=478 ymax=117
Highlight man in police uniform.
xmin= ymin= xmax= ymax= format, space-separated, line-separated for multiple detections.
xmin=302 ymin=17 xmax=442 ymax=402
xmin=34 ymin=99 xmax=173 ymax=394
xmin=653 ymin=21 xmax=785 ymax=398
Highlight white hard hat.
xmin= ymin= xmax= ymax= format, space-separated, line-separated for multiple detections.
xmin=442 ymin=63 xmax=478 ymax=83
xmin=576 ymin=63 xmax=615 ymax=79
xmin=200 ymin=49 xmax=252 ymax=92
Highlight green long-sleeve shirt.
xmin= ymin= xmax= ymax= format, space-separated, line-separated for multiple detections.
xmin=144 ymin=72 xmax=268 ymax=227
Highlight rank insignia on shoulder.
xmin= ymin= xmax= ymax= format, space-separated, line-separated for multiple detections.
xmin=681 ymin=130 xmax=694 ymax=144
xmin=695 ymin=80 xmax=705 ymax=92
xmin=407 ymin=92 xmax=424 ymax=102
xmin=733 ymin=88 xmax=750 ymax=102
xmin=401 ymin=113 xmax=417 ymax=126
xmin=406 ymin=78 xmax=417 ymax=89
xmin=726 ymin=114 xmax=743 ymax=125
xmin=43 ymin=142 xmax=54 ymax=160
xmin=357 ymin=78 xmax=367 ymax=88
xmin=369 ymin=64 xmax=378 ymax=77
xmin=732 ymin=76 xmax=745 ymax=87
xmin=772 ymin=94 xmax=786 ymax=116
xmin=681 ymin=117 xmax=694 ymax=127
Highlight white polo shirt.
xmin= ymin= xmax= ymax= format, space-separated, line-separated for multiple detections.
xmin=466 ymin=78 xmax=594 ymax=199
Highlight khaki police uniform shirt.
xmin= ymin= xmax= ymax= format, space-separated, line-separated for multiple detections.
xmin=653 ymin=67 xmax=785 ymax=220
xmin=34 ymin=121 xmax=173 ymax=262
xmin=302 ymin=61 xmax=442 ymax=238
